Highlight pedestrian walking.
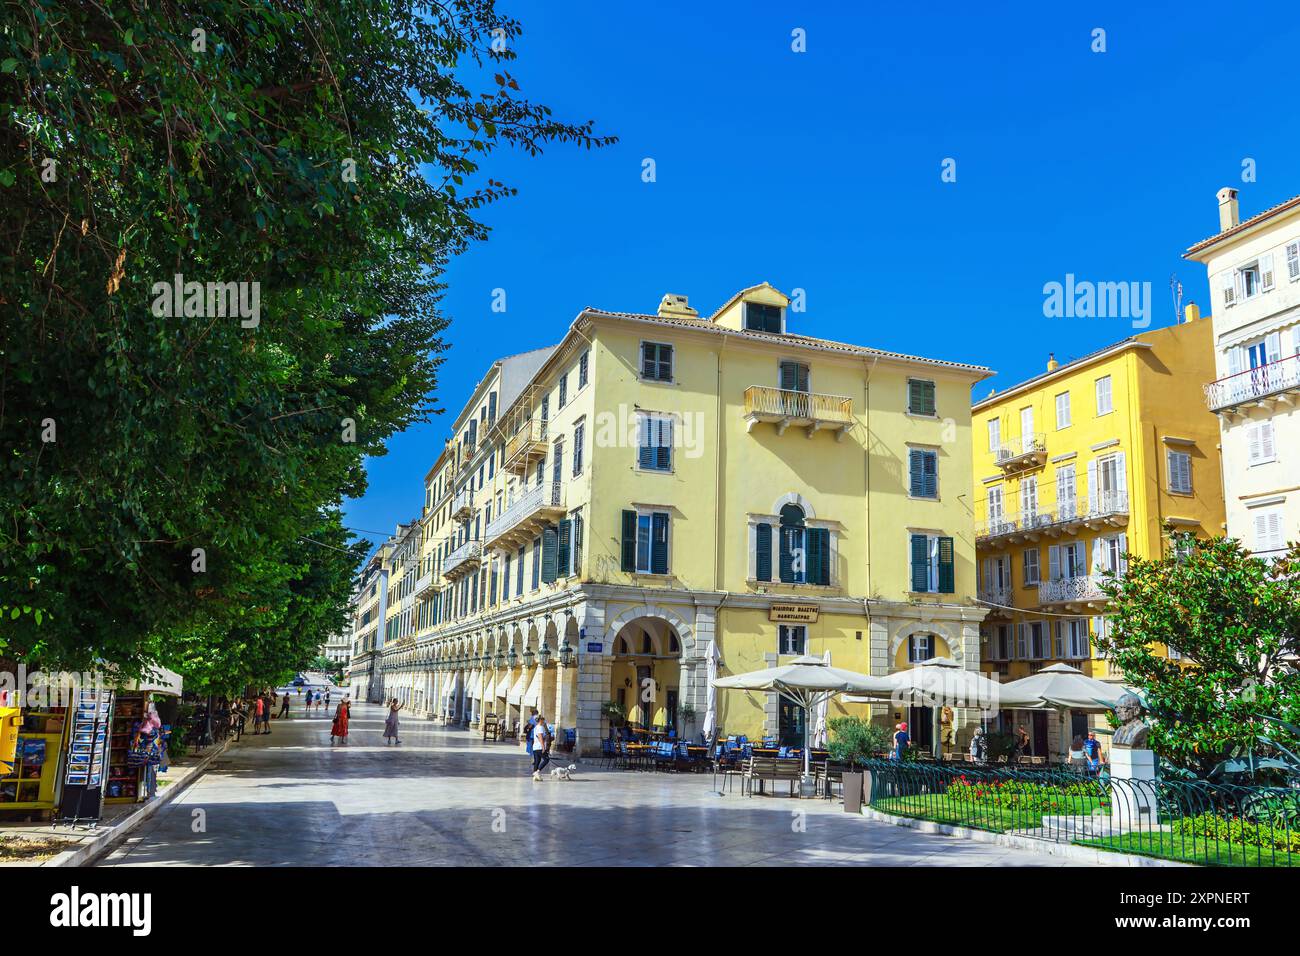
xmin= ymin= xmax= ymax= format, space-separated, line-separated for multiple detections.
xmin=522 ymin=707 xmax=538 ymax=761
xmin=279 ymin=692 xmax=290 ymax=719
xmin=890 ymin=721 xmax=909 ymax=760
xmin=384 ymin=698 xmax=403 ymax=745
xmin=330 ymin=697 xmax=351 ymax=745
xmin=530 ymin=713 xmax=552 ymax=780
xmin=1069 ymin=735 xmax=1087 ymax=770
xmin=1083 ymin=731 xmax=1103 ymax=775
xmin=253 ymin=694 xmax=265 ymax=734
xmin=263 ymin=692 xmax=275 ymax=733
xmin=325 ymin=690 xmax=332 ymax=713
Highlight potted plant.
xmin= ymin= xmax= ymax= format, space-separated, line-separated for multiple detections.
xmin=600 ymin=700 xmax=627 ymax=730
xmin=679 ymin=703 xmax=697 ymax=739
xmin=828 ymin=717 xmax=892 ymax=811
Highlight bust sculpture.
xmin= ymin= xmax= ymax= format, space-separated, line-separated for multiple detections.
xmin=1111 ymin=692 xmax=1150 ymax=749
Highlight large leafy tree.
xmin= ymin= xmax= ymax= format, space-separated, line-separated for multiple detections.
xmin=1098 ymin=535 xmax=1300 ymax=776
xmin=0 ymin=1 xmax=612 ymax=682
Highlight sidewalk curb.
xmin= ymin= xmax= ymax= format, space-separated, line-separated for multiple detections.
xmin=42 ymin=737 xmax=234 ymax=868
xmin=861 ymin=807 xmax=1191 ymax=867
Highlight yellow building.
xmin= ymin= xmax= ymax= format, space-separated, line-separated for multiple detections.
xmin=365 ymin=284 xmax=993 ymax=754
xmin=971 ymin=308 xmax=1224 ymax=755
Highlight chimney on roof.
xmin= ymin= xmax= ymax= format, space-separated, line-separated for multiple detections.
xmin=1217 ymin=187 xmax=1240 ymax=232
xmin=1047 ymin=353 xmax=1059 ymax=372
xmin=657 ymin=293 xmax=697 ymax=319
xmin=1184 ymin=302 xmax=1200 ymax=324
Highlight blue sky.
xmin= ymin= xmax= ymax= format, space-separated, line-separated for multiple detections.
xmin=343 ymin=0 xmax=1300 ymax=546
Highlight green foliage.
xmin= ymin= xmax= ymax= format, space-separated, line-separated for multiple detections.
xmin=827 ymin=716 xmax=891 ymax=765
xmin=946 ymin=777 xmax=1108 ymax=814
xmin=0 ymin=3 xmax=612 ymax=680
xmin=1172 ymin=812 xmax=1300 ymax=853
xmin=1097 ymin=535 xmax=1300 ymax=776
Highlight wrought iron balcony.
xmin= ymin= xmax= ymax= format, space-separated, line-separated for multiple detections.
xmin=503 ymin=419 xmax=548 ymax=475
xmin=1204 ymin=353 xmax=1300 ymax=414
xmin=977 ymin=583 xmax=1013 ymax=608
xmin=450 ymin=485 xmax=473 ymax=521
xmin=976 ymin=492 xmax=1128 ymax=543
xmin=443 ymin=538 xmax=482 ymax=579
xmin=743 ymin=386 xmax=853 ymax=439
xmin=1038 ymin=573 xmax=1111 ymax=607
xmin=994 ymin=433 xmax=1048 ymax=471
xmin=484 ymin=481 xmax=564 ymax=550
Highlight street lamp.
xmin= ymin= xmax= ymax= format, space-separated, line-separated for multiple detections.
xmin=537 ymin=643 xmax=552 ymax=668
xmin=558 ymin=639 xmax=575 ymax=667
xmin=493 ymin=652 xmax=505 ymax=669
xmin=507 ymin=649 xmax=519 ymax=669
xmin=522 ymin=647 xmax=536 ymax=668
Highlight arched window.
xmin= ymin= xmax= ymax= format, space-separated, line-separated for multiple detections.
xmin=669 ymin=632 xmax=680 ymax=654
xmin=641 ymin=630 xmax=653 ymax=655
xmin=618 ymin=637 xmax=629 ymax=655
xmin=779 ymin=504 xmax=806 ymax=584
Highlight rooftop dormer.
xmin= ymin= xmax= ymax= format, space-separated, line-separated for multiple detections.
xmin=709 ymin=282 xmax=791 ymax=334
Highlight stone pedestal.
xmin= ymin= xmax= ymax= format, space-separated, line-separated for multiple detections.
xmin=1109 ymin=747 xmax=1158 ymax=831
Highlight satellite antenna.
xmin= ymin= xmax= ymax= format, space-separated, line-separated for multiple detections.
xmin=1170 ymin=275 xmax=1184 ymax=326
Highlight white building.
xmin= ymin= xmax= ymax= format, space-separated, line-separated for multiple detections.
xmin=1185 ymin=188 xmax=1300 ymax=557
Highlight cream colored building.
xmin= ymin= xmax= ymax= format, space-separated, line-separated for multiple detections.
xmin=370 ymin=284 xmax=993 ymax=755
xmin=1185 ymin=188 xmax=1300 ymax=557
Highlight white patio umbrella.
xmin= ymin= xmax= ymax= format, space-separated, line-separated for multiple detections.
xmin=811 ymin=650 xmax=831 ymax=747
xmin=844 ymin=658 xmax=1040 ymax=756
xmin=999 ymin=663 xmax=1134 ymax=762
xmin=701 ymin=640 xmax=720 ymax=742
xmin=712 ymin=655 xmax=889 ymax=778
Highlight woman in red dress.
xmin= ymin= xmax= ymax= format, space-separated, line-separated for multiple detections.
xmin=330 ymin=697 xmax=351 ymax=745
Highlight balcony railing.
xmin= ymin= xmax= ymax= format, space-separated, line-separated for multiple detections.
xmin=976 ymin=491 xmax=1129 ymax=541
xmin=503 ymin=419 xmax=548 ymax=474
xmin=450 ymin=485 xmax=473 ymax=521
xmin=484 ymin=481 xmax=564 ymax=549
xmin=1038 ymin=573 xmax=1111 ymax=606
xmin=743 ymin=386 xmax=853 ymax=439
xmin=977 ymin=583 xmax=1013 ymax=607
xmin=1204 ymin=353 xmax=1300 ymax=412
xmin=994 ymin=433 xmax=1047 ymax=470
xmin=443 ymin=539 xmax=482 ymax=578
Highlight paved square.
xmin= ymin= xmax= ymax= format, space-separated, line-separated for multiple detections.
xmin=100 ymin=702 xmax=1090 ymax=866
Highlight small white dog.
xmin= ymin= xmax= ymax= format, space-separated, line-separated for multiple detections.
xmin=549 ymin=763 xmax=577 ymax=781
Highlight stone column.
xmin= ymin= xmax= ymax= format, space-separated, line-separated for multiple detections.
xmin=576 ymin=653 xmax=612 ymax=757
xmin=867 ymin=618 xmax=891 ymax=722
xmin=956 ymin=620 xmax=984 ymax=753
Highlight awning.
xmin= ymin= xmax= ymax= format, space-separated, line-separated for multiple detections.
xmin=508 ymin=667 xmax=531 ymax=706
xmin=115 ymin=666 xmax=184 ymax=697
xmin=494 ymin=671 xmax=511 ymax=700
xmin=467 ymin=670 xmax=481 ymax=699
xmin=523 ymin=666 xmax=544 ymax=710
xmin=443 ymin=673 xmax=458 ymax=701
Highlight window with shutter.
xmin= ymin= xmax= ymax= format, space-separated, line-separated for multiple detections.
xmin=1261 ymin=253 xmax=1276 ymax=291
xmin=908 ymin=379 xmax=937 ymax=416
xmin=571 ymin=510 xmax=583 ymax=576
xmin=1095 ymin=375 xmax=1113 ymax=415
xmin=779 ymin=361 xmax=809 ymax=393
xmin=937 ymin=537 xmax=955 ymax=592
xmin=516 ymin=545 xmax=526 ymax=593
xmin=988 ymin=418 xmax=1000 ymax=452
xmin=541 ymin=526 xmax=558 ymax=583
xmin=755 ymin=522 xmax=773 ymax=581
xmin=556 ymin=519 xmax=571 ymax=577
xmin=573 ymin=422 xmax=584 ymax=476
xmin=807 ymin=527 xmax=831 ymax=585
xmin=1167 ymin=450 xmax=1192 ymax=493
xmin=640 ymin=342 xmax=673 ymax=381
xmin=1220 ymin=271 xmax=1236 ymax=307
xmin=909 ymin=534 xmax=930 ymax=592
xmin=579 ymin=350 xmax=589 ymax=387
xmin=532 ymin=537 xmax=541 ymax=590
xmin=909 ymin=449 xmax=938 ymax=498
xmin=637 ymin=414 xmax=673 ymax=471
xmin=745 ymin=302 xmax=783 ymax=333
xmin=558 ymin=371 xmax=568 ymax=408
xmin=651 ymin=513 xmax=669 ymax=574
xmin=620 ymin=510 xmax=637 ymax=572
xmin=1055 ymin=391 xmax=1071 ymax=429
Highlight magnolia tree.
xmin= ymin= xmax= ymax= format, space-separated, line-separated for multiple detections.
xmin=1097 ymin=535 xmax=1300 ymax=777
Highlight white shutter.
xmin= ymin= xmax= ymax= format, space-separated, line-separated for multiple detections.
xmin=1048 ymin=544 xmax=1061 ymax=581
xmin=1261 ymin=253 xmax=1276 ymax=291
xmin=1266 ymin=331 xmax=1282 ymax=364
xmin=1118 ymin=531 xmax=1128 ymax=573
xmin=980 ymin=557 xmax=990 ymax=587
xmin=1248 ymin=423 xmax=1262 ymax=464
xmin=1260 ymin=421 xmax=1276 ymax=461
xmin=1092 ymin=537 xmax=1105 ymax=575
xmin=1086 ymin=458 xmax=1098 ymax=513
xmin=1288 ymin=242 xmax=1300 ymax=281
xmin=1220 ymin=271 xmax=1236 ymax=307
xmin=1227 ymin=345 xmax=1243 ymax=376
xmin=1115 ymin=451 xmax=1128 ymax=501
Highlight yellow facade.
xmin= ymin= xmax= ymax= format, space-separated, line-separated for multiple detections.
xmin=971 ymin=313 xmax=1224 ymax=746
xmin=363 ymin=284 xmax=993 ymax=754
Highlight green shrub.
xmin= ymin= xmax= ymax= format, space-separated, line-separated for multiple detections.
xmin=828 ymin=717 xmax=891 ymax=765
xmin=945 ymin=777 xmax=1108 ymax=814
xmin=1172 ymin=812 xmax=1300 ymax=853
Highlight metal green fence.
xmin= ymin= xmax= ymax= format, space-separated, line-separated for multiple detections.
xmin=862 ymin=759 xmax=1299 ymax=867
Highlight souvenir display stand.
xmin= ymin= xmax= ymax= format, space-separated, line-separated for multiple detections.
xmin=105 ymin=692 xmax=146 ymax=804
xmin=0 ymin=704 xmax=71 ymax=817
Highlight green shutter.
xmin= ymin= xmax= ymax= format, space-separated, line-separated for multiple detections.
xmin=755 ymin=523 xmax=772 ymax=581
xmin=621 ymin=510 xmax=637 ymax=572
xmin=557 ymin=519 xmax=572 ymax=577
xmin=651 ymin=513 xmax=669 ymax=575
xmin=541 ymin=525 xmax=558 ymax=583
xmin=910 ymin=534 xmax=930 ymax=592
xmin=778 ymin=527 xmax=795 ymax=583
xmin=807 ymin=528 xmax=831 ymax=585
xmin=909 ymin=450 xmax=923 ymax=496
xmin=937 ymin=536 xmax=955 ymax=593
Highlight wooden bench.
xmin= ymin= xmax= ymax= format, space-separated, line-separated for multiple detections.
xmin=744 ymin=756 xmax=802 ymax=797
